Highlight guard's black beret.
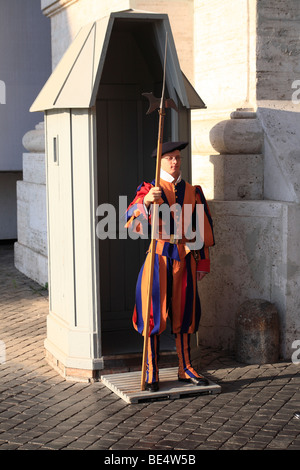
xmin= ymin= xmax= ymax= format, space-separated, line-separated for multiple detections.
xmin=151 ymin=141 xmax=188 ymax=158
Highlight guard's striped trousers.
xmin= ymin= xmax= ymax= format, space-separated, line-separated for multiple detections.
xmin=146 ymin=335 xmax=160 ymax=384
xmin=146 ymin=333 xmax=200 ymax=384
xmin=133 ymin=251 xmax=201 ymax=337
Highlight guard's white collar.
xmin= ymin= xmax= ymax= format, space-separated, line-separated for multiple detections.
xmin=160 ymin=169 xmax=182 ymax=184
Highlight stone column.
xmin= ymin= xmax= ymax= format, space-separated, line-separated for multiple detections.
xmin=190 ymin=107 xmax=268 ymax=352
xmin=191 ymin=106 xmax=300 ymax=360
xmin=14 ymin=122 xmax=48 ymax=286
xmin=191 ymin=108 xmax=264 ymax=200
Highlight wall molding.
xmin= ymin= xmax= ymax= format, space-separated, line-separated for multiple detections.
xmin=41 ymin=0 xmax=79 ymax=17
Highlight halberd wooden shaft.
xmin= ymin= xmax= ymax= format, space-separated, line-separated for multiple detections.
xmin=140 ymin=108 xmax=165 ymax=391
xmin=140 ymin=31 xmax=173 ymax=391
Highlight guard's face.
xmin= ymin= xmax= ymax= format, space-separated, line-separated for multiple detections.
xmin=161 ymin=150 xmax=182 ymax=179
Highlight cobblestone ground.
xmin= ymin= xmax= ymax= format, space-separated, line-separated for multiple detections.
xmin=0 ymin=243 xmax=299 ymax=451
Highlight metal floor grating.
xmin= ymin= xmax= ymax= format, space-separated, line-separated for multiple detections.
xmin=101 ymin=367 xmax=221 ymax=403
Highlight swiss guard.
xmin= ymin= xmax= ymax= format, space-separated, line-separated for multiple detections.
xmin=125 ymin=141 xmax=215 ymax=392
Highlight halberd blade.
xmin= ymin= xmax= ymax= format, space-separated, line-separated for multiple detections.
xmin=142 ymin=92 xmax=161 ymax=114
xmin=165 ymin=98 xmax=178 ymax=113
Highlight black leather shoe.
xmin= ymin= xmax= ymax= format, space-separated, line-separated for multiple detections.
xmin=145 ymin=382 xmax=159 ymax=392
xmin=178 ymin=375 xmax=210 ymax=386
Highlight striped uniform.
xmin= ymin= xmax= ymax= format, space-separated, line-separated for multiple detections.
xmin=125 ymin=177 xmax=214 ymax=383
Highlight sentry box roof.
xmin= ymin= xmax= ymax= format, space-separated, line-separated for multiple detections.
xmin=30 ymin=9 xmax=205 ymax=112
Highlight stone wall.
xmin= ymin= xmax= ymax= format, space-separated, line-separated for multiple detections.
xmin=193 ymin=0 xmax=257 ymax=113
xmin=256 ymin=0 xmax=300 ymax=203
xmin=256 ymin=0 xmax=300 ymax=102
xmin=42 ymin=0 xmax=194 ymax=82
xmin=0 ymin=173 xmax=21 ymax=239
xmin=0 ymin=0 xmax=50 ymax=239
xmin=198 ymin=200 xmax=300 ymax=360
xmin=192 ymin=0 xmax=300 ymax=360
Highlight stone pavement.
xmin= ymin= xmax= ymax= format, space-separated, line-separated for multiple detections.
xmin=0 ymin=242 xmax=299 ymax=452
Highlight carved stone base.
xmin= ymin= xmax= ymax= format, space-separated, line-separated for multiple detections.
xmin=14 ymin=123 xmax=48 ymax=286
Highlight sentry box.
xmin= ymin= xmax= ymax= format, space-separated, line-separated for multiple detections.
xmin=30 ymin=10 xmax=205 ymax=381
